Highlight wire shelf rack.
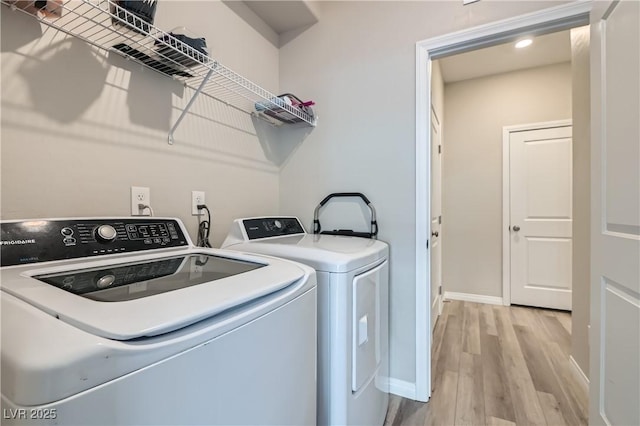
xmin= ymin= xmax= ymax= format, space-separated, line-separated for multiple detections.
xmin=2 ymin=0 xmax=317 ymax=143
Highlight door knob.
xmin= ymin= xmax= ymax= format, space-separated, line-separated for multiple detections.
xmin=512 ymin=225 xmax=521 ymax=232
xmin=431 ymin=231 xmax=439 ymax=237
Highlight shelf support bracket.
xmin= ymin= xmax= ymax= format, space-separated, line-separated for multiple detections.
xmin=168 ymin=67 xmax=215 ymax=145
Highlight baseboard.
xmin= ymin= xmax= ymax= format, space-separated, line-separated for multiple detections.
xmin=569 ymin=355 xmax=590 ymax=394
xmin=444 ymin=291 xmax=504 ymax=306
xmin=388 ymin=378 xmax=416 ymax=400
xmin=432 ymin=293 xmax=441 ymax=314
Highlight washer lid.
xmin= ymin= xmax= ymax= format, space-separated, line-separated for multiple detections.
xmin=0 ymin=250 xmax=307 ymax=340
xmin=227 ymin=234 xmax=389 ymax=273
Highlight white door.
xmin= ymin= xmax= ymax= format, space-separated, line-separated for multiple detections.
xmin=430 ymin=108 xmax=442 ymax=333
xmin=508 ymin=124 xmax=573 ymax=310
xmin=590 ymin=1 xmax=640 ymax=424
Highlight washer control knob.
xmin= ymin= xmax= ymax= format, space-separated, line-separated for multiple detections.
xmin=274 ymin=220 xmax=282 ymax=229
xmin=96 ymin=274 xmax=116 ymax=289
xmin=95 ymin=225 xmax=117 ymax=243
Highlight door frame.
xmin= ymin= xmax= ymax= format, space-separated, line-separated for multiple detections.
xmin=414 ymin=2 xmax=590 ymax=402
xmin=501 ymin=119 xmax=573 ymax=306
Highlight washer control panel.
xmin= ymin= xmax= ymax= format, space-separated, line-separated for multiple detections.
xmin=0 ymin=218 xmax=188 ymax=266
xmin=243 ymin=217 xmax=305 ymax=240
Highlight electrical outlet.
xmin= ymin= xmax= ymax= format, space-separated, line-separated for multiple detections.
xmin=131 ymin=186 xmax=151 ymax=216
xmin=192 ymin=191 xmax=205 ymax=215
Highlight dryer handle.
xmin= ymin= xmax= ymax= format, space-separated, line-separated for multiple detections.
xmin=312 ymin=192 xmax=378 ymax=238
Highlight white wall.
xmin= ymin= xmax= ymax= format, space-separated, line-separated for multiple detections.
xmin=277 ymin=1 xmax=571 ymax=385
xmin=442 ymin=62 xmax=572 ymax=298
xmin=1 ymin=1 xmax=280 ymax=246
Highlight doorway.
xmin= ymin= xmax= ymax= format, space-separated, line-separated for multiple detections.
xmin=413 ymin=2 xmax=590 ymax=402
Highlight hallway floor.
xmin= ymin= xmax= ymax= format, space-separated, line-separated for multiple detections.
xmin=384 ymin=301 xmax=588 ymax=426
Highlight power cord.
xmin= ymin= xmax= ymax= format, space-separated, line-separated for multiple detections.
xmin=196 ymin=204 xmax=212 ymax=248
xmin=138 ymin=203 xmax=154 ymax=216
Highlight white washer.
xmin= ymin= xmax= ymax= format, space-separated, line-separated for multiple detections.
xmin=0 ymin=217 xmax=316 ymax=426
xmin=222 ymin=217 xmax=389 ymax=426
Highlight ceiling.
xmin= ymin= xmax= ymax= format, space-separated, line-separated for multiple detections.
xmin=438 ymin=30 xmax=572 ymax=83
xmin=244 ymin=1 xmax=318 ymax=34
xmin=224 ymin=1 xmax=320 ymax=47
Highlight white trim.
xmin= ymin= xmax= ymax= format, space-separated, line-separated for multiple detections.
xmin=444 ymin=291 xmax=504 ymax=306
xmin=502 ymin=126 xmax=512 ymax=307
xmin=414 ymin=1 xmax=590 ymax=403
xmin=414 ymin=44 xmax=431 ymax=403
xmin=569 ymin=355 xmax=590 ymax=395
xmin=501 ymin=120 xmax=572 ymax=306
xmin=388 ymin=378 xmax=417 ymax=400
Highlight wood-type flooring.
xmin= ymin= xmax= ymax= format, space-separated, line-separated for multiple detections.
xmin=384 ymin=301 xmax=588 ymax=426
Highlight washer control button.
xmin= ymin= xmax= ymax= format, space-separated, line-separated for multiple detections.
xmin=95 ymin=225 xmax=117 ymax=242
xmin=61 ymin=227 xmax=74 ymax=237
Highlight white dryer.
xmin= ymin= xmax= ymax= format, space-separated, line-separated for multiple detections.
xmin=222 ymin=217 xmax=389 ymax=426
xmin=0 ymin=217 xmax=317 ymax=426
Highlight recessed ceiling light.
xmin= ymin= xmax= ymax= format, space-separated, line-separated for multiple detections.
xmin=515 ymin=38 xmax=533 ymax=49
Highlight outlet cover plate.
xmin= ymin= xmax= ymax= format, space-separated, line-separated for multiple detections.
xmin=192 ymin=191 xmax=205 ymax=215
xmin=131 ymin=186 xmax=151 ymax=216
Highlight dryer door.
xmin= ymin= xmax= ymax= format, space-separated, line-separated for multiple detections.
xmin=351 ymin=260 xmax=388 ymax=392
